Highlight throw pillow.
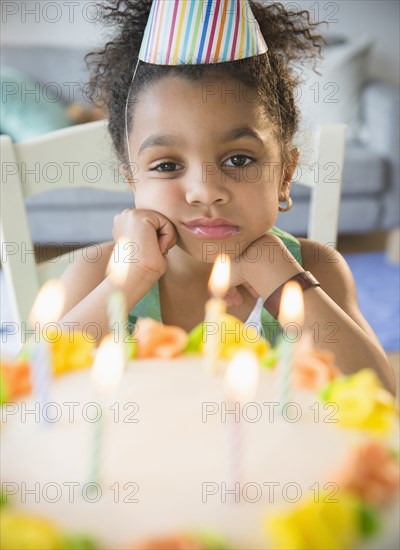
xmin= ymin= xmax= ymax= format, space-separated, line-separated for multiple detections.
xmin=0 ymin=65 xmax=71 ymax=142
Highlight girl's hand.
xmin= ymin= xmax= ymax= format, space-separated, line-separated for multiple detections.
xmin=225 ymin=232 xmax=301 ymax=306
xmin=224 ymin=281 xmax=259 ymax=307
xmin=224 ymin=241 xmax=261 ymax=307
xmin=112 ymin=208 xmax=177 ymax=281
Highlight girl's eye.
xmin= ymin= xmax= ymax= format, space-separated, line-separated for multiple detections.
xmin=151 ymin=155 xmax=254 ymax=172
xmin=151 ymin=162 xmax=182 ymax=172
xmin=224 ymin=155 xmax=254 ymax=167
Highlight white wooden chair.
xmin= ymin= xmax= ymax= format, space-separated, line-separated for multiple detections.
xmin=1 ymin=120 xmax=347 ymax=328
xmin=293 ymin=124 xmax=347 ymax=245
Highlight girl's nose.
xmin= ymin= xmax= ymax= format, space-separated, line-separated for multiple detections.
xmin=185 ymin=166 xmax=230 ymax=206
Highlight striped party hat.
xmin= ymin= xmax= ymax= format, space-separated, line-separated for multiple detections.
xmin=138 ymin=0 xmax=268 ymax=65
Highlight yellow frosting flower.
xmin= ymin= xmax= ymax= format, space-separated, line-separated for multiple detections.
xmin=0 ymin=511 xmax=63 ymax=549
xmin=321 ymin=369 xmax=397 ymax=435
xmin=265 ymin=491 xmax=361 ymax=550
xmin=217 ymin=313 xmax=270 ymax=360
xmin=48 ymin=331 xmax=95 ymax=376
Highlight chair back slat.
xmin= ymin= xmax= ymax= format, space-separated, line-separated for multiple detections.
xmin=13 ymin=120 xmax=130 ymax=197
xmin=1 ymin=135 xmax=40 ymax=327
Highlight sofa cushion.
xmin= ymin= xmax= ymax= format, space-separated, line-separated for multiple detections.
xmin=26 ymin=188 xmax=134 ymax=209
xmin=28 ymin=206 xmax=119 ymax=245
xmin=291 ymin=141 xmax=387 ymax=199
xmin=277 ymin=196 xmax=383 ymax=237
xmin=1 ymin=46 xmax=91 ymax=106
xmin=0 ymin=65 xmax=71 ymax=142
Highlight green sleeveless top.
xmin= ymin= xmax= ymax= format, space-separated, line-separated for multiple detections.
xmin=127 ymin=226 xmax=303 ymax=347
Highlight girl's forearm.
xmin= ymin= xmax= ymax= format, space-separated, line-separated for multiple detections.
xmin=59 ymin=269 xmax=156 ymax=345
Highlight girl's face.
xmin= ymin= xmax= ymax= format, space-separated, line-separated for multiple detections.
xmin=126 ymin=74 xmax=297 ymax=263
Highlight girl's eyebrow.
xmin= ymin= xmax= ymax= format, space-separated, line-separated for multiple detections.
xmin=138 ymin=125 xmax=266 ymax=157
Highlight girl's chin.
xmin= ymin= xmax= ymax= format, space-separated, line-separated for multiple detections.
xmin=176 ymin=239 xmax=241 ymax=264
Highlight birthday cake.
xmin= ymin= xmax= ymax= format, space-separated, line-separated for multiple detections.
xmin=1 ymin=316 xmax=399 ymax=550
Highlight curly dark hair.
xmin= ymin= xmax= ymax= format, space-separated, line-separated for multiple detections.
xmin=85 ymin=0 xmax=326 ymax=167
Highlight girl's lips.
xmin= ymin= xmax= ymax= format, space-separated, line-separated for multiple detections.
xmin=182 ymin=223 xmax=240 ymax=239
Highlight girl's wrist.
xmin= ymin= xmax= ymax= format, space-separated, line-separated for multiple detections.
xmin=244 ymin=259 xmax=304 ymax=301
xmin=114 ymin=264 xmax=161 ymax=310
xmin=241 ymin=235 xmax=304 ymax=301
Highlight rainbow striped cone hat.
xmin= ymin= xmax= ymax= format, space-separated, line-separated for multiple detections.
xmin=138 ymin=0 xmax=268 ymax=65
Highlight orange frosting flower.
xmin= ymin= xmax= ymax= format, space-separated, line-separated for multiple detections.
xmin=134 ymin=318 xmax=189 ymax=359
xmin=330 ymin=441 xmax=400 ymax=506
xmin=1 ymin=360 xmax=32 ymax=400
xmin=129 ymin=534 xmax=204 ymax=550
xmin=292 ymin=348 xmax=339 ymax=390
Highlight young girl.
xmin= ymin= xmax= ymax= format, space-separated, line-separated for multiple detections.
xmin=59 ymin=0 xmax=395 ymax=394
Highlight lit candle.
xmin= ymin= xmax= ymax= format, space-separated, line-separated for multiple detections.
xmin=224 ymin=349 xmax=259 ymax=485
xmin=203 ymin=254 xmax=231 ymax=374
xmin=29 ymin=280 xmax=65 ymax=415
xmin=106 ymin=237 xmax=131 ymax=367
xmin=276 ymin=281 xmax=304 ymax=411
xmin=89 ymin=334 xmax=125 ymax=486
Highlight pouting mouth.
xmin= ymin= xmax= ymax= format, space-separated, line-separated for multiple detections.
xmin=182 ymin=217 xmax=238 ymax=228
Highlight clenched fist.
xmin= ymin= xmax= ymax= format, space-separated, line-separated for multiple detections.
xmin=112 ymin=208 xmax=177 ymax=281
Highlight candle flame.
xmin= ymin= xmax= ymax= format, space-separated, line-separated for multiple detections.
xmin=107 ymin=237 xmax=131 ymax=287
xmin=29 ymin=279 xmax=66 ymax=325
xmin=278 ymin=281 xmax=304 ymax=327
xmin=224 ymin=350 xmax=259 ymax=403
xmin=208 ymin=254 xmax=231 ymax=298
xmin=91 ymin=335 xmax=124 ymax=395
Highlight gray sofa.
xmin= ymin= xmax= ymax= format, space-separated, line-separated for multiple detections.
xmin=2 ymin=46 xmax=399 ymax=245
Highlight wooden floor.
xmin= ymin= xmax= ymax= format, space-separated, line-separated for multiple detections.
xmin=336 ymin=230 xmax=389 ymax=253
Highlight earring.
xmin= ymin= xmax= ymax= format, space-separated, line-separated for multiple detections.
xmin=278 ymin=195 xmax=293 ymax=213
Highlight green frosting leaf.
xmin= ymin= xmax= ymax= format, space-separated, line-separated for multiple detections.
xmin=319 ymin=381 xmax=333 ymax=402
xmin=125 ymin=337 xmax=137 ymax=360
xmin=0 ymin=490 xmax=9 ymax=507
xmin=358 ymin=502 xmax=381 ymax=537
xmin=0 ymin=373 xmax=9 ymax=405
xmin=194 ymin=531 xmax=232 ymax=550
xmin=260 ymin=348 xmax=279 ymax=369
xmin=62 ymin=535 xmax=98 ymax=550
xmin=184 ymin=322 xmax=205 ymax=353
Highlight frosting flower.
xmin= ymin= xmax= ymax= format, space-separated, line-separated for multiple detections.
xmin=0 ymin=511 xmax=63 ymax=550
xmin=292 ymin=347 xmax=339 ymax=390
xmin=218 ymin=313 xmax=270 ymax=360
xmin=330 ymin=441 xmax=400 ymax=506
xmin=184 ymin=314 xmax=270 ymax=361
xmin=48 ymin=331 xmax=95 ymax=376
xmin=134 ymin=318 xmax=188 ymax=358
xmin=129 ymin=531 xmax=230 ymax=550
xmin=0 ymin=510 xmax=97 ymax=550
xmin=129 ymin=534 xmax=204 ymax=550
xmin=321 ymin=369 xmax=397 ymax=435
xmin=0 ymin=359 xmax=32 ymax=400
xmin=265 ymin=491 xmax=361 ymax=550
